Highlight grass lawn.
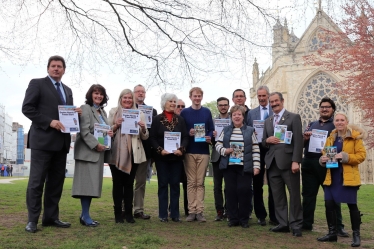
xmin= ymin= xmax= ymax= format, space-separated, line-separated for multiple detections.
xmin=0 ymin=176 xmax=373 ymax=249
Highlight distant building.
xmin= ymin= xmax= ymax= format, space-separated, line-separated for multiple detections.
xmin=13 ymin=122 xmax=24 ymax=164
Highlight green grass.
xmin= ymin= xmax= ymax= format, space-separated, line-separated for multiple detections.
xmin=0 ymin=176 xmax=373 ymax=249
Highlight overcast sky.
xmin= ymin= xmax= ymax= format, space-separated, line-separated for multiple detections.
xmin=0 ymin=0 xmax=346 ymax=132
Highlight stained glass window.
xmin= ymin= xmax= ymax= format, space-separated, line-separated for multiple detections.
xmin=296 ymin=72 xmax=348 ymax=130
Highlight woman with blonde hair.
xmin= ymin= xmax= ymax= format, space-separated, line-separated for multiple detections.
xmin=318 ymin=112 xmax=367 ymax=247
xmin=108 ymin=89 xmax=149 ymax=223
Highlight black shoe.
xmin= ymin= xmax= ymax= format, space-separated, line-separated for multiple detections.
xmin=215 ymin=210 xmax=224 ymax=221
xmin=241 ymin=223 xmax=249 ymax=228
xmin=269 ymin=219 xmax=279 ymax=226
xmin=125 ymin=215 xmax=136 ymax=223
xmin=42 ymin=220 xmax=71 ymax=228
xmin=257 ymin=218 xmax=266 ymax=226
xmin=159 ymin=218 xmax=169 ymax=222
xmin=228 ymin=221 xmax=240 ymax=227
xmin=134 ymin=212 xmax=151 ymax=219
xmin=337 ymin=228 xmax=349 ymax=237
xmin=171 ymin=218 xmax=182 ymax=222
xmin=25 ymin=222 xmax=37 ymax=233
xmin=79 ymin=217 xmax=98 ymax=227
xmin=292 ymin=228 xmax=302 ymax=237
xmin=270 ymin=225 xmax=290 ymax=233
xmin=302 ymin=225 xmax=313 ymax=231
xmin=115 ymin=217 xmax=124 ymax=223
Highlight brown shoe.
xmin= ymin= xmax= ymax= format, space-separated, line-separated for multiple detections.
xmin=134 ymin=212 xmax=151 ymax=219
xmin=186 ymin=214 xmax=196 ymax=222
xmin=196 ymin=213 xmax=206 ymax=222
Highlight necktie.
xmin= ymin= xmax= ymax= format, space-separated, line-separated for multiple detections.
xmin=273 ymin=114 xmax=279 ymax=128
xmin=262 ymin=107 xmax=269 ymax=120
xmin=55 ymin=82 xmax=66 ymax=105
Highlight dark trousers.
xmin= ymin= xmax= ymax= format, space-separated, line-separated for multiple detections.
xmin=212 ymin=160 xmax=226 ymax=213
xmin=302 ymin=158 xmax=344 ymax=229
xmin=266 ymin=171 xmax=277 ymax=223
xmin=223 ymin=166 xmax=252 ymax=225
xmin=180 ymin=163 xmax=188 ymax=216
xmin=252 ymin=146 xmax=267 ymax=219
xmin=156 ymin=160 xmax=182 ymax=219
xmin=27 ymin=149 xmax=67 ymax=223
xmin=109 ymin=163 xmax=138 ymax=215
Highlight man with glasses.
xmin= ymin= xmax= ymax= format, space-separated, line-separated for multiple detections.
xmin=247 ymin=86 xmax=278 ymax=226
xmin=302 ymin=97 xmax=348 ymax=236
xmin=133 ymin=84 xmax=157 ymax=220
xmin=232 ymin=89 xmax=250 ymax=124
xmin=211 ymin=97 xmax=230 ymax=221
xmin=175 ymin=99 xmax=185 ymax=115
xmin=174 ymin=99 xmax=188 ymax=216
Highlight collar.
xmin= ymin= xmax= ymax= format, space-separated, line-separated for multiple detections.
xmin=319 ymin=116 xmax=334 ymax=123
xmin=274 ymin=108 xmax=285 ymax=118
xmin=48 ymin=75 xmax=61 ymax=85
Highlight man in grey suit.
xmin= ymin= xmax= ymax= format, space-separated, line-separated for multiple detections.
xmin=262 ymin=92 xmax=303 ymax=237
xmin=22 ymin=55 xmax=80 ymax=233
xmin=247 ymin=86 xmax=277 ymax=226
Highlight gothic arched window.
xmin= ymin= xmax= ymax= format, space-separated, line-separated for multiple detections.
xmin=309 ymin=29 xmax=331 ymax=51
xmin=296 ymin=72 xmax=348 ymax=130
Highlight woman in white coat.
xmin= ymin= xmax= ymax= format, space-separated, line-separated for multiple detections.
xmin=108 ymin=89 xmax=149 ymax=223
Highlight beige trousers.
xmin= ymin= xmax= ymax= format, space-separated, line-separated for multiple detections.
xmin=133 ymin=159 xmax=150 ymax=214
xmin=184 ymin=153 xmax=209 ymax=214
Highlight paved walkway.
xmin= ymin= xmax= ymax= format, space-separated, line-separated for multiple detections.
xmin=0 ymin=177 xmax=26 ymax=184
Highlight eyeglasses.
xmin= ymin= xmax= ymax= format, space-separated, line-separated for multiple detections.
xmin=320 ymin=106 xmax=332 ymax=109
xmin=218 ymin=104 xmax=228 ymax=107
xmin=177 ymin=105 xmax=185 ymax=108
xmin=134 ymin=90 xmax=146 ymax=94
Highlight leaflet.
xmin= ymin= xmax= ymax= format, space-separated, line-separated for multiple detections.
xmin=58 ymin=105 xmax=79 ymax=133
xmin=229 ymin=142 xmax=244 ymax=164
xmin=194 ymin=123 xmax=206 ymax=142
xmin=121 ymin=109 xmax=140 ymax=135
xmin=308 ymin=129 xmax=329 ymax=153
xmin=274 ymin=125 xmax=287 ymax=143
xmin=324 ymin=146 xmax=339 ymax=168
xmin=285 ymin=131 xmax=293 ymax=144
xmin=94 ymin=123 xmax=111 ymax=150
xmin=253 ymin=120 xmax=264 ymax=142
xmin=138 ymin=105 xmax=153 ymax=128
xmin=164 ymin=132 xmax=181 ymax=153
xmin=214 ymin=119 xmax=230 ymax=137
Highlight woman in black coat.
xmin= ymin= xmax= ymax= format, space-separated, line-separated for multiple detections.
xmin=149 ymin=93 xmax=189 ymax=222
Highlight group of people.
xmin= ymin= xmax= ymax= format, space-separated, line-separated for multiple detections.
xmin=22 ymin=55 xmax=366 ymax=247
xmin=0 ymin=164 xmax=13 ymax=177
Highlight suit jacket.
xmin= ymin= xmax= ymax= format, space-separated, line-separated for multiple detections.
xmin=247 ymin=105 xmax=273 ymax=127
xmin=22 ymin=76 xmax=73 ymax=153
xmin=262 ymin=110 xmax=303 ymax=170
xmin=74 ymin=104 xmax=109 ymax=163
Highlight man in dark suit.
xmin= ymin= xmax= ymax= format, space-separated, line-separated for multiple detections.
xmin=22 ymin=55 xmax=80 ymax=233
xmin=262 ymin=92 xmax=303 ymax=237
xmin=247 ymin=86 xmax=277 ymax=226
xmin=133 ymin=84 xmax=157 ymax=220
xmin=211 ymin=97 xmax=230 ymax=221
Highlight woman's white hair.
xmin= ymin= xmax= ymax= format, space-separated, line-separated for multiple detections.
xmin=160 ymin=93 xmax=178 ymax=110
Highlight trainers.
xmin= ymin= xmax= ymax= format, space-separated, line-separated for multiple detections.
xmin=186 ymin=214 xmax=196 ymax=222
xmin=196 ymin=213 xmax=207 ymax=222
xmin=215 ymin=210 xmax=224 ymax=221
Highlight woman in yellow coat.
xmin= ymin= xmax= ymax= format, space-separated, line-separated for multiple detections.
xmin=318 ymin=112 xmax=366 ymax=247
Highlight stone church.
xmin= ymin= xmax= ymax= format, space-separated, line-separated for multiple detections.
xmin=250 ymin=8 xmax=373 ymax=184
